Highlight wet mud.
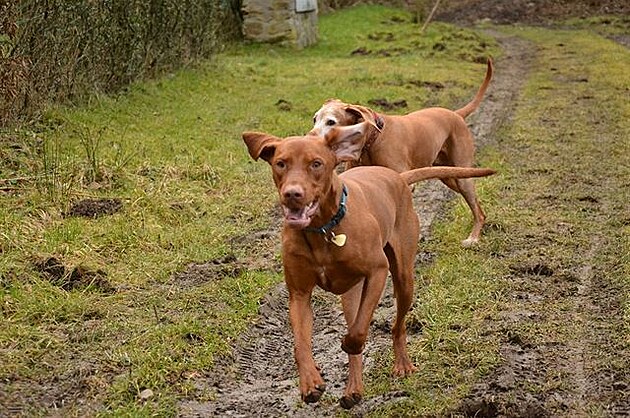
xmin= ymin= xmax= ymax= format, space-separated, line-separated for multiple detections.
xmin=34 ymin=256 xmax=115 ymax=294
xmin=64 ymin=198 xmax=122 ymax=219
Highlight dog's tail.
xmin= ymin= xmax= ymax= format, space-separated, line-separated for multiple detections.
xmin=401 ymin=166 xmax=496 ymax=185
xmin=454 ymin=57 xmax=493 ymax=119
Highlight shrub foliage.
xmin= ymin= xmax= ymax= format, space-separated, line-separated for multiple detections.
xmin=0 ymin=0 xmax=242 ymax=126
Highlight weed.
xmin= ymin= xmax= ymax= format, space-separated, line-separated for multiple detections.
xmin=74 ymin=124 xmax=105 ymax=185
xmin=39 ymin=134 xmax=66 ymax=200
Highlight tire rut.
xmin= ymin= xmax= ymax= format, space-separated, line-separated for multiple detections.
xmin=451 ymin=30 xmax=630 ymax=418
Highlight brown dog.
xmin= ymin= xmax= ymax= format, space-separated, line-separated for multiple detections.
xmin=310 ymin=59 xmax=493 ymax=246
xmin=242 ymin=122 xmax=495 ymax=408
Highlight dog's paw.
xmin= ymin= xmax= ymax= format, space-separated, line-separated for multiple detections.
xmin=393 ymin=362 xmax=418 ymax=377
xmin=461 ymin=237 xmax=479 ymax=247
xmin=302 ymin=383 xmax=326 ymax=404
xmin=339 ymin=392 xmax=362 ymax=409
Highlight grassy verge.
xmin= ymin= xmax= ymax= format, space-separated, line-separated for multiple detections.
xmin=358 ymin=21 xmax=629 ymax=417
xmin=0 ymin=5 xmax=499 ymax=416
xmin=486 ymin=25 xmax=629 ymax=412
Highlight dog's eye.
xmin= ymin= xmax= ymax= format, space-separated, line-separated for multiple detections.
xmin=275 ymin=160 xmax=286 ymax=169
xmin=311 ymin=160 xmax=323 ymax=169
xmin=325 ymin=119 xmax=336 ymax=126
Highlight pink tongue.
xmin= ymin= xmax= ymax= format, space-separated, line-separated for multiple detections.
xmin=287 ymin=208 xmax=305 ymax=220
xmin=284 ymin=207 xmax=311 ymax=228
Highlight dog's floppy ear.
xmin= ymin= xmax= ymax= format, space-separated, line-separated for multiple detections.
xmin=242 ymin=132 xmax=281 ymax=163
xmin=324 ymin=122 xmax=367 ymax=162
xmin=344 ymin=104 xmax=381 ymax=132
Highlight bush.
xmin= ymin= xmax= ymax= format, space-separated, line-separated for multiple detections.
xmin=0 ymin=0 xmax=242 ymax=126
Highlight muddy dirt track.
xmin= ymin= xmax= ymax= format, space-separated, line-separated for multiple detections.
xmin=178 ymin=33 xmax=536 ymax=417
xmin=435 ymin=0 xmax=628 ymax=25
xmin=178 ymin=3 xmax=630 ymax=416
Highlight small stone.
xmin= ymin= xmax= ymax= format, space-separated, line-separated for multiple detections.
xmin=139 ymin=388 xmax=154 ymax=400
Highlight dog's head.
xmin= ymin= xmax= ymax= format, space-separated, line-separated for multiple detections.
xmin=310 ymin=99 xmax=381 ymax=137
xmin=243 ymin=123 xmax=367 ymax=229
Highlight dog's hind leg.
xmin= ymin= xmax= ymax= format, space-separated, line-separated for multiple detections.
xmin=441 ymin=177 xmax=486 ymax=247
xmin=385 ymin=242 xmax=418 ymax=376
xmin=455 ymin=177 xmax=486 ymax=247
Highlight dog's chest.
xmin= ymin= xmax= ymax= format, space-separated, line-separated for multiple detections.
xmin=290 ymin=236 xmax=368 ymax=294
xmin=313 ymin=260 xmax=363 ymax=294
xmin=316 ymin=267 xmax=335 ymax=292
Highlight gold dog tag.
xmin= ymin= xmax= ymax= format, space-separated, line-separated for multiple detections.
xmin=330 ymin=233 xmax=347 ymax=247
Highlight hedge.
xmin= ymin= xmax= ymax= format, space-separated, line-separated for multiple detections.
xmin=0 ymin=0 xmax=242 ymax=126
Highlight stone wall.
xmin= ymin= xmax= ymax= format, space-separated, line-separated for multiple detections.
xmin=242 ymin=0 xmax=318 ymax=48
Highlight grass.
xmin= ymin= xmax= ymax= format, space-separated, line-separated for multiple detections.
xmin=0 ymin=5 xmax=499 ymax=416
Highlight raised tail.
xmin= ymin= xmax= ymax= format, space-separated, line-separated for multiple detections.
xmin=455 ymin=57 xmax=493 ymax=119
xmin=401 ymin=166 xmax=496 ymax=185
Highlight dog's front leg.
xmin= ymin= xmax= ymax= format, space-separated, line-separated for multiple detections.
xmin=288 ymin=288 xmax=326 ymax=403
xmin=341 ymin=267 xmax=388 ymax=355
xmin=340 ymin=279 xmax=365 ymax=409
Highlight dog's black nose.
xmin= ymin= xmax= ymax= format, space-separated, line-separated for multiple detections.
xmin=283 ymin=186 xmax=304 ymax=201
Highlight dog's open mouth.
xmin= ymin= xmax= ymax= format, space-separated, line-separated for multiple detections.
xmin=282 ymin=201 xmax=319 ymax=229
